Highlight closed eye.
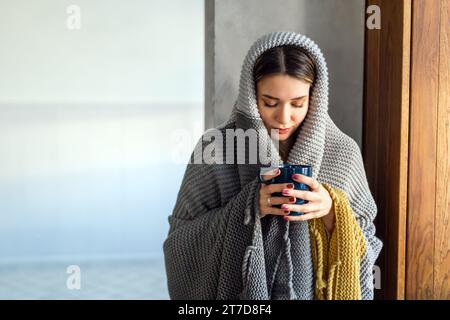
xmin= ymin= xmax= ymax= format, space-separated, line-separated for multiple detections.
xmin=263 ymin=103 xmax=305 ymax=108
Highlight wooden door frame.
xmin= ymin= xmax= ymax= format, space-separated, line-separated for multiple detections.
xmin=407 ymin=0 xmax=449 ymax=299
xmin=363 ymin=0 xmax=411 ymax=300
xmin=364 ymin=0 xmax=450 ymax=299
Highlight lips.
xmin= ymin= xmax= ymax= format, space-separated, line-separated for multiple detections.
xmin=277 ymin=127 xmax=291 ymax=134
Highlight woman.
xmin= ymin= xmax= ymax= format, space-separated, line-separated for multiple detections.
xmin=163 ymin=31 xmax=382 ymax=300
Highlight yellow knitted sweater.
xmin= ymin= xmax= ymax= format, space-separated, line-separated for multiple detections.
xmin=308 ymin=183 xmax=367 ymax=300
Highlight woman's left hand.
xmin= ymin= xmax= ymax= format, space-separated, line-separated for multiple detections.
xmin=280 ymin=173 xmax=334 ymax=232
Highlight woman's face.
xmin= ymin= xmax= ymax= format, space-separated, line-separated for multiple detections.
xmin=256 ymin=74 xmax=311 ymax=141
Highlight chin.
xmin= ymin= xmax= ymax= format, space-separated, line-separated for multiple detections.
xmin=271 ymin=133 xmax=291 ymax=141
xmin=278 ymin=134 xmax=290 ymax=139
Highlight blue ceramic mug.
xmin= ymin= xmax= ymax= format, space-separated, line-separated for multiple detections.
xmin=259 ymin=164 xmax=312 ymax=216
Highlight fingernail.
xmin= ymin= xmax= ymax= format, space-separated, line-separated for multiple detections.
xmin=289 ymin=197 xmax=295 ymax=203
xmin=287 ymin=183 xmax=294 ymax=189
xmin=292 ymin=174 xmax=301 ymax=179
xmin=281 ymin=204 xmax=289 ymax=209
xmin=276 ymin=169 xmax=280 ymax=174
xmin=282 ymin=189 xmax=290 ymax=195
xmin=283 ymin=210 xmax=290 ymax=214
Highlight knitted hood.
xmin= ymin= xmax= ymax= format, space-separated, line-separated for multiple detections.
xmin=225 ymin=31 xmax=381 ymax=299
xmin=228 ymin=31 xmax=330 ymax=299
xmin=226 ymin=31 xmax=329 ymax=187
xmin=164 ymin=31 xmax=382 ymax=300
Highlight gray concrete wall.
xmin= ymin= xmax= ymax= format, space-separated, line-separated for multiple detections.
xmin=206 ymin=0 xmax=365 ymax=147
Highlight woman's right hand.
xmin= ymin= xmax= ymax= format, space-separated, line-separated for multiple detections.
xmin=259 ymin=168 xmax=296 ymax=218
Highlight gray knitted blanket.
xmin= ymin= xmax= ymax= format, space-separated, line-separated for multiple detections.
xmin=163 ymin=31 xmax=382 ymax=300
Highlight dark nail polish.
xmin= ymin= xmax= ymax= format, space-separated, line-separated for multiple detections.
xmin=283 ymin=210 xmax=290 ymax=214
xmin=289 ymin=197 xmax=295 ymax=203
xmin=287 ymin=183 xmax=294 ymax=189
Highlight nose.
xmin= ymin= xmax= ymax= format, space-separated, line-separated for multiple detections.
xmin=276 ymin=104 xmax=291 ymax=125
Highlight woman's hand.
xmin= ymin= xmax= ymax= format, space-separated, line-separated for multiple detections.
xmin=281 ymin=173 xmax=334 ymax=232
xmin=259 ymin=168 xmax=296 ymax=218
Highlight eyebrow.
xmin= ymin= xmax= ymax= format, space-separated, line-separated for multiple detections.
xmin=262 ymin=94 xmax=307 ymax=101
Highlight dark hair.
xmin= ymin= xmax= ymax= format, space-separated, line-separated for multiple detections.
xmin=253 ymin=45 xmax=316 ymax=86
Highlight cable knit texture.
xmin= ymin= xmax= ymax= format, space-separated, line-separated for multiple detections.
xmin=309 ymin=183 xmax=367 ymax=299
xmin=163 ymin=31 xmax=382 ymax=300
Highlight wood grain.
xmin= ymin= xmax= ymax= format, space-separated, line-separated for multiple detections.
xmin=365 ymin=0 xmax=450 ymax=299
xmin=364 ymin=0 xmax=410 ymax=299
xmin=363 ymin=0 xmax=382 ymax=298
xmin=435 ymin=0 xmax=450 ymax=300
xmin=407 ymin=0 xmax=440 ymax=300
